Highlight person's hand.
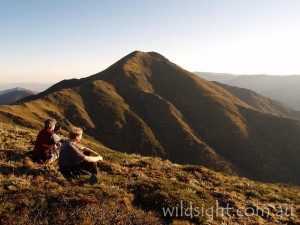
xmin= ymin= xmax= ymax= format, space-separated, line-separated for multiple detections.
xmin=98 ymin=156 xmax=103 ymax=161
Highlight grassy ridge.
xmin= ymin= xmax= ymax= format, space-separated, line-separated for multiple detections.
xmin=1 ymin=51 xmax=300 ymax=185
xmin=0 ymin=123 xmax=299 ymax=224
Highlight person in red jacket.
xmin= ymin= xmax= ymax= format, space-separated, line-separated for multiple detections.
xmin=33 ymin=119 xmax=62 ymax=163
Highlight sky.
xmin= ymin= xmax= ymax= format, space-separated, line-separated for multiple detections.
xmin=1 ymin=0 xmax=300 ymax=83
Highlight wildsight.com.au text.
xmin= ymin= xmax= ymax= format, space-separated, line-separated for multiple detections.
xmin=162 ymin=200 xmax=294 ymax=221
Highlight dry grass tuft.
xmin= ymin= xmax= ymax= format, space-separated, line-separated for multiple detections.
xmin=0 ymin=122 xmax=299 ymax=224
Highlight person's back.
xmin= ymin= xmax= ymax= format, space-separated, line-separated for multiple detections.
xmin=32 ymin=119 xmax=61 ymax=163
xmin=59 ymin=141 xmax=86 ymax=167
xmin=59 ymin=126 xmax=103 ymax=180
xmin=33 ymin=129 xmax=55 ymax=162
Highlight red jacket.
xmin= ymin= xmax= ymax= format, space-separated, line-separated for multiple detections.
xmin=33 ymin=129 xmax=55 ymax=162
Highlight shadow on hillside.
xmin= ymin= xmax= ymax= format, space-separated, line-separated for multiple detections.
xmin=1 ymin=149 xmax=31 ymax=159
xmin=0 ymin=164 xmax=45 ymax=177
xmin=0 ymin=149 xmax=53 ymax=177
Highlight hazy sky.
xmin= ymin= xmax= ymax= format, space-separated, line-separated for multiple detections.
xmin=1 ymin=0 xmax=300 ymax=83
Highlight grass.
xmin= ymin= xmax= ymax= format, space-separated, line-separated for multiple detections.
xmin=1 ymin=51 xmax=300 ymax=187
xmin=0 ymin=122 xmax=299 ymax=224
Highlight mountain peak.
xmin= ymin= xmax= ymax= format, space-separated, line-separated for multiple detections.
xmin=4 ymin=51 xmax=300 ymax=185
xmin=121 ymin=51 xmax=169 ymax=63
xmin=146 ymin=51 xmax=169 ymax=61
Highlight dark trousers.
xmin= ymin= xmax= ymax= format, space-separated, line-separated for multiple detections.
xmin=59 ymin=161 xmax=98 ymax=179
xmin=59 ymin=152 xmax=98 ymax=179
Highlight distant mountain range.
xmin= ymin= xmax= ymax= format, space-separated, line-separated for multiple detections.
xmin=213 ymin=82 xmax=300 ymax=121
xmin=195 ymin=72 xmax=300 ymax=110
xmin=0 ymin=87 xmax=37 ymax=105
xmin=0 ymin=83 xmax=53 ymax=93
xmin=0 ymin=51 xmax=300 ymax=185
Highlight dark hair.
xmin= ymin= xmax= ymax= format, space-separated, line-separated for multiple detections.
xmin=44 ymin=119 xmax=56 ymax=130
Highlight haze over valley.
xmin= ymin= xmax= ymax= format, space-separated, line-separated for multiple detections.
xmin=195 ymin=72 xmax=300 ymax=110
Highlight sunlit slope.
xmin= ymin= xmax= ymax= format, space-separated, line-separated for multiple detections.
xmin=1 ymin=51 xmax=300 ymax=184
xmin=0 ymin=122 xmax=299 ymax=225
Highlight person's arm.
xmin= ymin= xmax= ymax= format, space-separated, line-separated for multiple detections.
xmin=82 ymin=146 xmax=100 ymax=156
xmin=73 ymin=143 xmax=102 ymax=159
xmin=50 ymin=134 xmax=61 ymax=144
xmin=84 ymin=155 xmax=103 ymax=163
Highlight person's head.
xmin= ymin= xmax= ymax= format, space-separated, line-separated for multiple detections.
xmin=69 ymin=126 xmax=83 ymax=142
xmin=44 ymin=119 xmax=56 ymax=130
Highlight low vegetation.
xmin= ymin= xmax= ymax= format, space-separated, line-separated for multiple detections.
xmin=1 ymin=51 xmax=300 ymax=186
xmin=0 ymin=122 xmax=299 ymax=224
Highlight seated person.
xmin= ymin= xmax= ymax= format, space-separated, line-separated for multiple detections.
xmin=58 ymin=126 xmax=103 ymax=180
xmin=33 ymin=118 xmax=62 ymax=163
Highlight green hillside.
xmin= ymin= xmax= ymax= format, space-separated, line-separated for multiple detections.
xmin=0 ymin=123 xmax=299 ymax=224
xmin=0 ymin=51 xmax=300 ymax=185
